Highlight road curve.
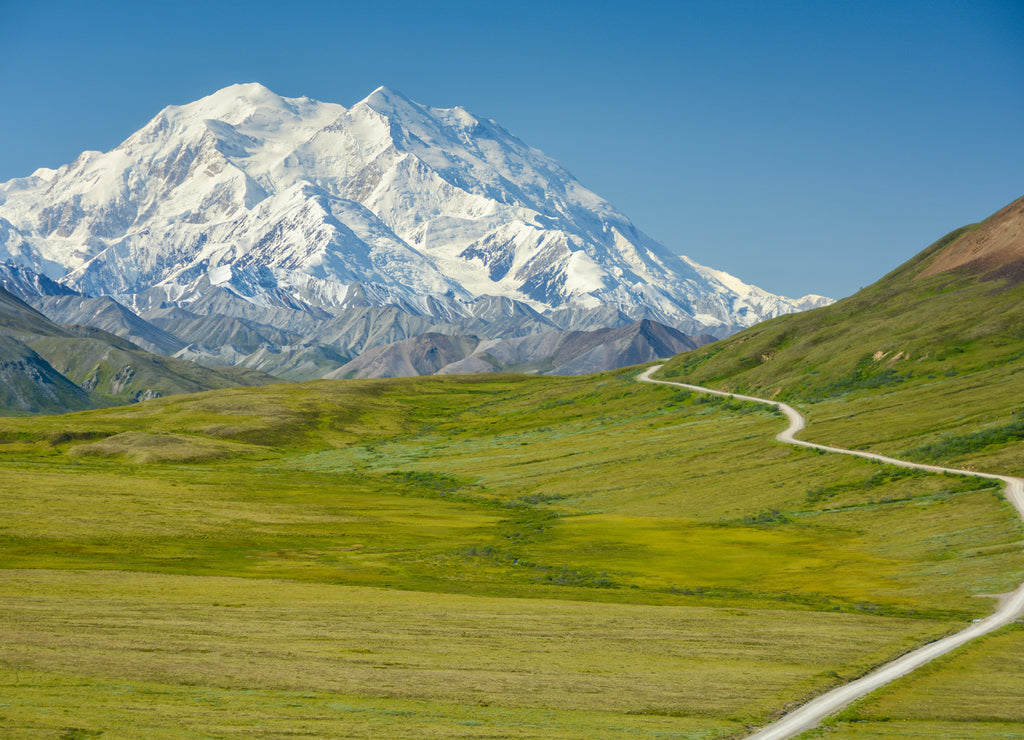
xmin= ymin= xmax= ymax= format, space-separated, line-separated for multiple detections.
xmin=638 ymin=365 xmax=1024 ymax=740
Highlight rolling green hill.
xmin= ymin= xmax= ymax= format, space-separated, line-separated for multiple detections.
xmin=659 ymin=194 xmax=1024 ymax=474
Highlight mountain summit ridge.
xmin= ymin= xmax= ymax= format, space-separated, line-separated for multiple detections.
xmin=0 ymin=83 xmax=830 ymax=336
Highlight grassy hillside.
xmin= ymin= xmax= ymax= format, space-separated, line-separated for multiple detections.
xmin=651 ymin=194 xmax=1024 ymax=737
xmin=658 ymin=195 xmax=1024 ymax=473
xmin=2 ymin=368 xmax=1022 ymax=738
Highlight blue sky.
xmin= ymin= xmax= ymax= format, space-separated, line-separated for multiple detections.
xmin=2 ymin=0 xmax=1021 ymax=299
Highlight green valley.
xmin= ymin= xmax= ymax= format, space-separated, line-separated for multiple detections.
xmin=0 ymin=365 xmax=1022 ymax=738
xmin=3 ymin=196 xmax=1024 ymax=738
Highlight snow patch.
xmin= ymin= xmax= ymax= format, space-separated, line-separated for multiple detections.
xmin=564 ymin=249 xmax=606 ymax=294
xmin=208 ymin=263 xmax=232 ymax=285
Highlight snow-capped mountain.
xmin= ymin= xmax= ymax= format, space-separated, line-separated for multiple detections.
xmin=0 ymin=83 xmax=829 ymax=335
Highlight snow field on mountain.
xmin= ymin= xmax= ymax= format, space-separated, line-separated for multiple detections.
xmin=0 ymin=83 xmax=831 ymax=335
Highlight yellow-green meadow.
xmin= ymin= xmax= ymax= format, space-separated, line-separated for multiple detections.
xmin=2 ymin=370 xmax=1022 ymax=737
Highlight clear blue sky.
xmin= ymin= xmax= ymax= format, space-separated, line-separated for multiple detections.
xmin=2 ymin=0 xmax=1021 ymax=299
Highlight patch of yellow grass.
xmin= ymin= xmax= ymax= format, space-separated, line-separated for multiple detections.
xmin=806 ymin=624 xmax=1024 ymax=739
xmin=0 ymin=569 xmax=951 ymax=737
xmin=67 ymin=431 xmax=266 ymax=463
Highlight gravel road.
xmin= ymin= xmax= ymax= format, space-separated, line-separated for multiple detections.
xmin=638 ymin=365 xmax=1024 ymax=739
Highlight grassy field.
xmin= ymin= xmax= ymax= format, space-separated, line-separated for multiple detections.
xmin=775 ymin=362 xmax=1024 ymax=476
xmin=800 ymin=624 xmax=1024 ymax=739
xmin=2 ymin=368 xmax=1023 ymax=737
xmin=0 ymin=570 xmax=949 ymax=739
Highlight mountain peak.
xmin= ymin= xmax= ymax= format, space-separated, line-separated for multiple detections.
xmin=219 ymin=81 xmax=277 ymax=97
xmin=357 ymin=88 xmax=481 ymax=134
xmin=156 ymin=82 xmax=275 ymax=128
xmin=0 ymin=85 xmax=831 ymax=338
xmin=191 ymin=81 xmax=282 ymax=110
xmin=161 ymin=82 xmax=343 ymax=133
xmin=357 ymin=86 xmax=425 ymax=121
xmin=365 ymin=85 xmax=412 ymax=103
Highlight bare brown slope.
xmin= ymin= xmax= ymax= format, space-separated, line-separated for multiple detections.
xmin=916 ymin=194 xmax=1024 ymax=282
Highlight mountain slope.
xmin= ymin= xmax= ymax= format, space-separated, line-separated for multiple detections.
xmin=20 ymin=328 xmax=273 ymax=405
xmin=0 ymin=333 xmax=92 ymax=414
xmin=330 ymin=319 xmax=702 ymax=379
xmin=327 ymin=333 xmax=482 ymax=378
xmin=0 ymin=83 xmax=828 ymax=337
xmin=915 ymin=196 xmax=1024 ymax=281
xmin=657 ymin=193 xmax=1024 ymax=470
xmin=660 ymin=195 xmax=1024 ymax=398
xmin=32 ymin=294 xmax=186 ymax=355
xmin=0 ymin=283 xmax=76 ymax=337
xmin=0 ymin=285 xmax=275 ymax=414
xmin=0 ymin=262 xmax=78 ymax=301
xmin=0 ymin=287 xmax=95 ymax=412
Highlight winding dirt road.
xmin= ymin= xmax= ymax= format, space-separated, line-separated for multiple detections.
xmin=638 ymin=365 xmax=1024 ymax=740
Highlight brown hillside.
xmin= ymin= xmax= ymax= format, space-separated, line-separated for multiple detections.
xmin=916 ymin=194 xmax=1024 ymax=283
